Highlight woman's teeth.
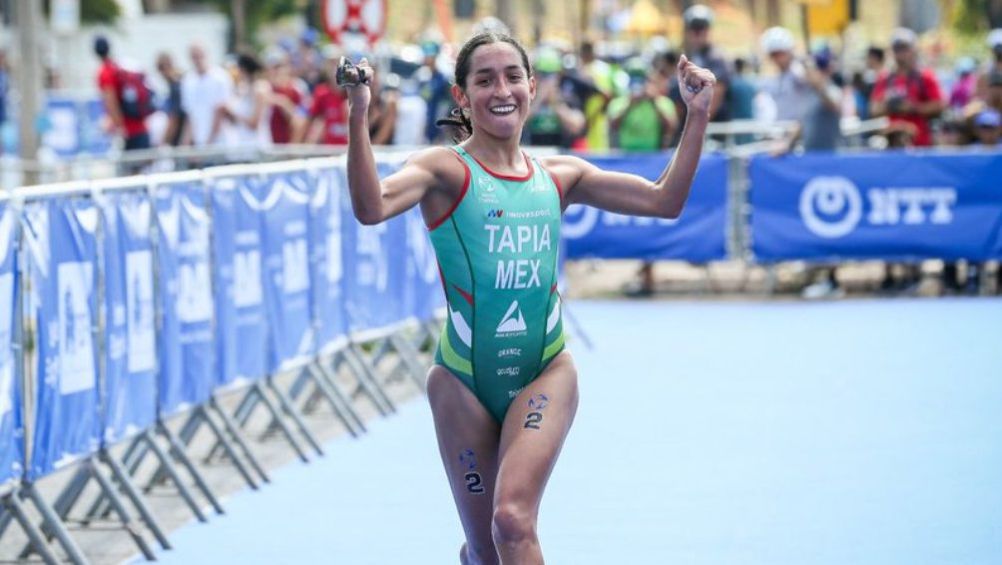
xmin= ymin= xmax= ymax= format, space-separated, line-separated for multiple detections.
xmin=490 ymin=105 xmax=516 ymax=115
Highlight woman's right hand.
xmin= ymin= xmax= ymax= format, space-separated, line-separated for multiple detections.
xmin=345 ymin=58 xmax=373 ymax=112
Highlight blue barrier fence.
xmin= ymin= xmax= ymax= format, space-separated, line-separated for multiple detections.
xmin=0 ymin=157 xmax=451 ymax=498
xmin=0 ymin=200 xmax=22 ymax=488
xmin=1 ymin=148 xmax=1001 ymax=560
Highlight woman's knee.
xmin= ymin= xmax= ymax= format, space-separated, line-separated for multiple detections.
xmin=491 ymin=501 xmax=536 ymax=546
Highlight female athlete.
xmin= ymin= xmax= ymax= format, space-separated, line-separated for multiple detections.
xmin=344 ymin=32 xmax=715 ymax=564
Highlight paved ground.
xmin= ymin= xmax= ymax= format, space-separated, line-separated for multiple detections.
xmin=113 ymin=298 xmax=1002 ymax=565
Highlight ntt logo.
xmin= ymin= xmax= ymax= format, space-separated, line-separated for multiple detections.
xmin=799 ymin=176 xmax=958 ymax=238
xmin=486 ymin=209 xmax=504 ymax=218
xmin=799 ymin=176 xmax=863 ymax=238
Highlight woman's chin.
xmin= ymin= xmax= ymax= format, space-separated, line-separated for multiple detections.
xmin=479 ymin=120 xmax=522 ymax=140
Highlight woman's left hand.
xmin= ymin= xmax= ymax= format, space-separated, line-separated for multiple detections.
xmin=677 ymin=55 xmax=716 ymax=117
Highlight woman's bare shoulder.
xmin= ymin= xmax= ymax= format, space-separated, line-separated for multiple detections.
xmin=405 ymin=146 xmax=469 ymax=188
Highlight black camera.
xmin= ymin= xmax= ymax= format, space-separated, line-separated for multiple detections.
xmin=336 ymin=57 xmax=368 ymax=87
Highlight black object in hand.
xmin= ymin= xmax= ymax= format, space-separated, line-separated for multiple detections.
xmin=336 ymin=57 xmax=368 ymax=87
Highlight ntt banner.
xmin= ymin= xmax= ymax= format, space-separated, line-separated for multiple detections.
xmin=0 ymin=202 xmax=23 ymax=485
xmin=155 ymin=181 xmax=215 ymax=416
xmin=100 ymin=190 xmax=157 ymax=444
xmin=562 ymin=153 xmax=728 ymax=262
xmin=24 ymin=197 xmax=101 ymax=478
xmin=749 ymin=152 xmax=1002 ymax=261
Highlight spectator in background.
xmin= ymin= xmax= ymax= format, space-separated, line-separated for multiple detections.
xmin=786 ymin=46 xmax=843 ymax=153
xmin=291 ymin=28 xmax=323 ymax=91
xmin=855 ymin=46 xmax=885 ymax=120
xmin=728 ymin=57 xmax=758 ymax=143
xmin=576 ymin=41 xmax=617 ymax=150
xmin=972 ymin=107 xmax=1002 ymax=147
xmin=608 ymin=57 xmax=677 ymax=151
xmin=526 ymin=47 xmax=586 ymax=147
xmin=949 ymin=57 xmax=978 ymax=112
xmin=870 ymin=28 xmax=945 ymax=148
xmin=760 ymin=27 xmax=810 ymax=123
xmin=306 ymin=53 xmax=350 ymax=145
xmin=653 ymin=50 xmax=680 ymax=99
xmin=417 ymin=39 xmax=452 ymax=144
xmin=393 ymin=76 xmax=428 ymax=146
xmin=94 ymin=35 xmax=151 ymax=152
xmin=671 ymin=4 xmax=730 ymax=142
xmin=219 ymin=51 xmax=272 ymax=152
xmin=976 ymin=29 xmax=1002 ymax=103
xmin=181 ymin=43 xmax=232 ymax=147
xmin=155 ymin=52 xmax=186 ymax=147
xmin=367 ymin=68 xmax=399 ymax=145
xmin=265 ymin=48 xmax=307 ymax=144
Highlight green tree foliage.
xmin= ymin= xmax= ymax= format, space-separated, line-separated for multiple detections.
xmin=43 ymin=0 xmax=121 ymax=24
xmin=81 ymin=0 xmax=121 ymax=23
xmin=954 ymin=0 xmax=1002 ymax=32
xmin=191 ymin=0 xmax=302 ymax=46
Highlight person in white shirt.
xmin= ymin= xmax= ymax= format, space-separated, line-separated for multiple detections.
xmin=760 ymin=27 xmax=811 ymax=123
xmin=181 ymin=43 xmax=232 ymax=147
xmin=219 ymin=51 xmax=272 ymax=154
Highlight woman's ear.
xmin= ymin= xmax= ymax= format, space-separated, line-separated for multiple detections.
xmin=451 ymin=84 xmax=468 ymax=111
xmin=529 ymin=74 xmax=537 ymax=102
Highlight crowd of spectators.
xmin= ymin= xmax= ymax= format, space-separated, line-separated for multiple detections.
xmin=89 ymin=5 xmax=1002 ymax=297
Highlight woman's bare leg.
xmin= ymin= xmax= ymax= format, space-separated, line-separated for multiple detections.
xmin=427 ymin=366 xmax=502 ymax=565
xmin=491 ymin=352 xmax=579 ymax=564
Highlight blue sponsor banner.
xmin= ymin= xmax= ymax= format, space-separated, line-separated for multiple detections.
xmin=309 ymin=166 xmax=348 ymax=351
xmin=42 ymin=98 xmax=81 ymax=158
xmin=562 ymin=152 xmax=728 ymax=262
xmin=0 ymin=202 xmax=24 ymax=485
xmin=341 ymin=163 xmax=409 ymax=334
xmin=211 ymin=175 xmax=268 ymax=385
xmin=258 ymin=172 xmax=315 ymax=370
xmin=155 ymin=181 xmax=214 ymax=416
xmin=404 ymin=207 xmax=444 ymax=322
xmin=23 ymin=197 xmax=100 ymax=479
xmin=100 ymin=190 xmax=157 ymax=444
xmin=749 ymin=152 xmax=1002 ymax=261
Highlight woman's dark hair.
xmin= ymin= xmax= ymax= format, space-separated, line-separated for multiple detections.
xmin=237 ymin=51 xmax=263 ymax=77
xmin=435 ymin=31 xmax=532 ymax=142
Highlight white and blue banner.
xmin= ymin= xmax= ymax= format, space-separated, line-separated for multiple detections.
xmin=155 ymin=181 xmax=215 ymax=416
xmin=100 ymin=189 xmax=157 ymax=444
xmin=562 ymin=153 xmax=728 ymax=262
xmin=749 ymin=152 xmax=1002 ymax=261
xmin=259 ymin=172 xmax=315 ymax=371
xmin=309 ymin=166 xmax=348 ymax=352
xmin=0 ymin=201 xmax=24 ymax=485
xmin=341 ymin=164 xmax=409 ymax=334
xmin=23 ymin=197 xmax=101 ymax=479
xmin=211 ymin=176 xmax=268 ymax=386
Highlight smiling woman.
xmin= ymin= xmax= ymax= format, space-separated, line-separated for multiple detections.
xmin=342 ymin=30 xmax=716 ymax=564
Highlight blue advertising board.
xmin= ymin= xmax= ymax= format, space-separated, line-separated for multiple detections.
xmin=23 ymin=197 xmax=101 ymax=478
xmin=562 ymin=153 xmax=728 ymax=262
xmin=155 ymin=181 xmax=215 ymax=415
xmin=100 ymin=189 xmax=157 ymax=443
xmin=749 ymin=152 xmax=1002 ymax=261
